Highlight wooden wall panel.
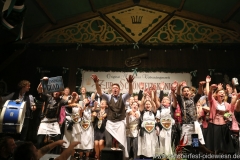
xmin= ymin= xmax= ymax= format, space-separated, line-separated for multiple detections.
xmin=1 ymin=47 xmax=240 ymax=95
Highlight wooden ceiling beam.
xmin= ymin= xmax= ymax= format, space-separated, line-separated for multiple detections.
xmin=17 ymin=0 xmax=240 ymax=43
xmin=52 ymin=0 xmax=135 ymax=30
xmin=20 ymin=0 xmax=135 ymax=40
xmin=177 ymin=0 xmax=186 ymax=11
xmin=88 ymin=0 xmax=97 ymax=12
xmin=222 ymin=1 xmax=240 ymax=23
xmin=140 ymin=0 xmax=240 ymax=33
xmin=35 ymin=0 xmax=57 ymax=24
xmin=0 ymin=24 xmax=52 ymax=72
xmin=139 ymin=11 xmax=176 ymax=43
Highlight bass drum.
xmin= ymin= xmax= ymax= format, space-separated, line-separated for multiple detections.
xmin=0 ymin=100 xmax=26 ymax=133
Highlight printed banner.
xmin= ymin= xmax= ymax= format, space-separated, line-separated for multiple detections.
xmin=41 ymin=76 xmax=64 ymax=94
xmin=81 ymin=71 xmax=192 ymax=94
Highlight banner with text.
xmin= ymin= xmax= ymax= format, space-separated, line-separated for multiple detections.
xmin=81 ymin=71 xmax=192 ymax=94
xmin=41 ymin=76 xmax=64 ymax=94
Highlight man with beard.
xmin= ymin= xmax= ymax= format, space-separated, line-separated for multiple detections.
xmin=91 ymin=74 xmax=134 ymax=160
xmin=176 ymin=81 xmax=205 ymax=159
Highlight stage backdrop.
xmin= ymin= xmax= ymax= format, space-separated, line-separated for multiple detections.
xmin=81 ymin=71 xmax=192 ymax=94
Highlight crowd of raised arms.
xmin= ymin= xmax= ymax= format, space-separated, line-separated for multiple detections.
xmin=0 ymin=74 xmax=240 ymax=160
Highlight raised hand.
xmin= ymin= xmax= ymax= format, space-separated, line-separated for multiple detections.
xmin=144 ymin=88 xmax=150 ymax=97
xmin=182 ymin=81 xmax=187 ymax=86
xmin=171 ymin=81 xmax=178 ymax=91
xmin=126 ymin=75 xmax=134 ymax=83
xmin=211 ymin=84 xmax=218 ymax=89
xmin=152 ymin=84 xmax=157 ymax=91
xmin=56 ymin=140 xmax=67 ymax=146
xmin=199 ymin=81 xmax=206 ymax=86
xmin=217 ymin=83 xmax=223 ymax=90
xmin=206 ymin=75 xmax=211 ymax=83
xmin=159 ymin=82 xmax=165 ymax=90
xmin=139 ymin=82 xmax=144 ymax=90
xmin=180 ymin=81 xmax=187 ymax=87
xmin=37 ymin=83 xmax=43 ymax=93
xmin=91 ymin=74 xmax=99 ymax=83
xmin=232 ymin=92 xmax=237 ymax=99
xmin=72 ymin=92 xmax=78 ymax=97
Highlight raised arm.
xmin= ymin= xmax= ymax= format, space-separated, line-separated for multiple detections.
xmin=151 ymin=100 xmax=157 ymax=113
xmin=37 ymin=140 xmax=66 ymax=159
xmin=193 ymin=81 xmax=206 ymax=103
xmin=177 ymin=81 xmax=185 ymax=96
xmin=159 ymin=82 xmax=165 ymax=102
xmin=55 ymin=141 xmax=81 ymax=160
xmin=197 ymin=81 xmax=206 ymax=95
xmin=152 ymin=84 xmax=160 ymax=109
xmin=208 ymin=84 xmax=218 ymax=102
xmin=230 ymin=93 xmax=238 ymax=112
xmin=139 ymin=95 xmax=146 ymax=112
xmin=171 ymin=81 xmax=178 ymax=108
xmin=235 ymin=98 xmax=240 ymax=112
xmin=126 ymin=75 xmax=134 ymax=95
xmin=91 ymin=74 xmax=102 ymax=96
xmin=138 ymin=82 xmax=144 ymax=100
xmin=205 ymin=75 xmax=211 ymax=95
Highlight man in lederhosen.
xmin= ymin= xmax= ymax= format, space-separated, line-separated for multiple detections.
xmin=91 ymin=74 xmax=134 ymax=160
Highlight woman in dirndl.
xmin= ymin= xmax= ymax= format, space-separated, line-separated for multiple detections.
xmin=78 ymin=97 xmax=94 ymax=160
xmin=62 ymin=92 xmax=81 ymax=159
xmin=137 ymin=98 xmax=157 ymax=159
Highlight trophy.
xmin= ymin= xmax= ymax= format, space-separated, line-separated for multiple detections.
xmin=232 ymin=78 xmax=239 ymax=86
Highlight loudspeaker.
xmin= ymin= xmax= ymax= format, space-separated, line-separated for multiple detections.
xmin=101 ymin=147 xmax=123 ymax=160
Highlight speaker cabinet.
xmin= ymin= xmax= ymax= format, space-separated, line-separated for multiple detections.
xmin=101 ymin=147 xmax=123 ymax=160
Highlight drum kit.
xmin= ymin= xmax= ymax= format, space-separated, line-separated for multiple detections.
xmin=0 ymin=100 xmax=26 ymax=133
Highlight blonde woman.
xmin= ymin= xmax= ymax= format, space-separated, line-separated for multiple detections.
xmin=137 ymin=99 xmax=157 ymax=159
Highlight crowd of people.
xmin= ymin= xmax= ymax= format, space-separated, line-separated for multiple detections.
xmin=1 ymin=74 xmax=240 ymax=160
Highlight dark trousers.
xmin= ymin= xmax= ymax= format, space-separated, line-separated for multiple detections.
xmin=20 ymin=118 xmax=30 ymax=141
xmin=127 ymin=137 xmax=138 ymax=159
xmin=105 ymin=129 xmax=125 ymax=160
xmin=37 ymin=134 xmax=61 ymax=154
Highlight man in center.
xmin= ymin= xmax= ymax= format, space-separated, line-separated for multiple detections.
xmin=91 ymin=74 xmax=134 ymax=160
